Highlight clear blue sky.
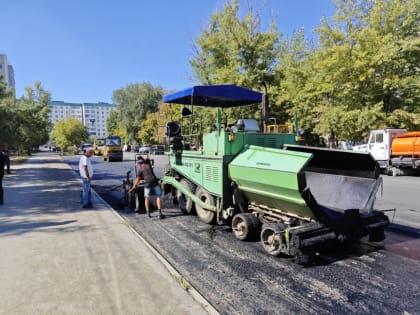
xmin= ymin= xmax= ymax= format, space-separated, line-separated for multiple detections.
xmin=2 ymin=0 xmax=335 ymax=103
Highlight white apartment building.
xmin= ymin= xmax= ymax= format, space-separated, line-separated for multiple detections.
xmin=0 ymin=54 xmax=15 ymax=89
xmin=49 ymin=101 xmax=116 ymax=138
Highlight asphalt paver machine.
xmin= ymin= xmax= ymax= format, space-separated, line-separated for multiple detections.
xmin=162 ymin=85 xmax=389 ymax=264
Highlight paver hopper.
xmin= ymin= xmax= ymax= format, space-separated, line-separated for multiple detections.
xmin=228 ymin=144 xmax=388 ymax=262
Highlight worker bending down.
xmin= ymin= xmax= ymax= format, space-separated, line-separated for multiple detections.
xmin=130 ymin=156 xmax=163 ymax=219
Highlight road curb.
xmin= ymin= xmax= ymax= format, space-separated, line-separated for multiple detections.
xmin=111 ymin=208 xmax=220 ymax=314
xmin=96 ymin=192 xmax=220 ymax=315
xmin=59 ymin=155 xmax=219 ymax=314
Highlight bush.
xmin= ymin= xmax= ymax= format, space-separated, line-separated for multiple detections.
xmin=66 ymin=146 xmax=78 ymax=155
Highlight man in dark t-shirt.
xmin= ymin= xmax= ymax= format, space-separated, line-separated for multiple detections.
xmin=0 ymin=151 xmax=5 ymax=204
xmin=130 ymin=156 xmax=163 ymax=218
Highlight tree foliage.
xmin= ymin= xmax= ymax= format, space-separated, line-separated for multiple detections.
xmin=0 ymin=80 xmax=16 ymax=148
xmin=15 ymin=82 xmax=52 ymax=152
xmin=50 ymin=116 xmax=89 ymax=151
xmin=274 ymin=29 xmax=316 ymax=127
xmin=137 ymin=112 xmax=158 ymax=144
xmin=0 ymin=81 xmax=52 ymax=153
xmin=190 ymin=0 xmax=280 ymax=122
xmin=106 ymin=109 xmax=125 ymax=139
xmin=191 ymin=0 xmax=279 ymax=88
xmin=108 ymin=0 xmax=418 ymax=146
xmin=112 ymin=82 xmax=163 ymax=144
xmin=188 ymin=0 xmax=419 ymax=145
xmin=279 ymin=0 xmax=419 ymax=144
xmin=154 ymin=102 xmax=180 ymax=144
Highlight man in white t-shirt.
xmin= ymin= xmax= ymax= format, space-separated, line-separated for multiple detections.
xmin=79 ymin=147 xmax=94 ymax=208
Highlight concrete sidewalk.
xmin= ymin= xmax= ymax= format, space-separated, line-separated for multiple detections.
xmin=0 ymin=154 xmax=214 ymax=314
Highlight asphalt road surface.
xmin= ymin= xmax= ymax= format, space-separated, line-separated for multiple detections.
xmin=64 ymin=152 xmax=420 ymax=315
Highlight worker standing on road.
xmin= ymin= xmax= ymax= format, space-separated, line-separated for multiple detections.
xmin=0 ymin=150 xmax=5 ymax=205
xmin=79 ymin=147 xmax=94 ymax=208
xmin=3 ymin=150 xmax=10 ymax=174
xmin=130 ymin=156 xmax=163 ymax=219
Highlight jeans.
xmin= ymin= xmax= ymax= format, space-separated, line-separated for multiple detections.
xmin=144 ymin=185 xmax=162 ymax=197
xmin=81 ymin=177 xmax=91 ymax=206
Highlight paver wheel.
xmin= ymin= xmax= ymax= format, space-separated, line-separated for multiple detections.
xmin=232 ymin=213 xmax=260 ymax=241
xmin=195 ymin=187 xmax=215 ymax=224
xmin=176 ymin=179 xmax=195 ymax=214
xmin=260 ymin=224 xmax=285 ymax=256
xmin=369 ymin=227 xmax=385 ymax=243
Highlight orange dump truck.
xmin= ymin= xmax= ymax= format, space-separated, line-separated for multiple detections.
xmin=368 ymin=129 xmax=420 ymax=176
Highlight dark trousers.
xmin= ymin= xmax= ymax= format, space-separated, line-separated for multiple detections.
xmin=5 ymin=157 xmax=10 ymax=174
xmin=0 ymin=171 xmax=4 ymax=204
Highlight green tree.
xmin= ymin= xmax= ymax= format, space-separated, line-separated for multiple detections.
xmin=0 ymin=78 xmax=11 ymax=100
xmin=278 ymin=0 xmax=419 ymax=145
xmin=154 ymin=102 xmax=181 ymax=144
xmin=112 ymin=82 xmax=163 ymax=144
xmin=190 ymin=0 xmax=280 ymax=122
xmin=137 ymin=112 xmax=158 ymax=144
xmin=274 ymin=29 xmax=316 ymax=132
xmin=14 ymin=82 xmax=52 ymax=153
xmin=50 ymin=116 xmax=89 ymax=151
xmin=0 ymin=78 xmax=18 ymax=149
xmin=106 ymin=109 xmax=121 ymax=137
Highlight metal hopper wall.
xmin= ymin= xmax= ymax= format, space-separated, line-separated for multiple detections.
xmin=228 ymin=145 xmax=315 ymax=220
xmin=229 ymin=145 xmax=382 ymax=221
xmin=284 ymin=145 xmax=382 ymax=215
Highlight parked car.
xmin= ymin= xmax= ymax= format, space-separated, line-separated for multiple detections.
xmin=352 ymin=143 xmax=368 ymax=152
xmin=138 ymin=145 xmax=151 ymax=154
xmin=151 ymin=144 xmax=164 ymax=155
xmin=337 ymin=141 xmax=353 ymax=151
xmin=79 ymin=143 xmax=92 ymax=153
